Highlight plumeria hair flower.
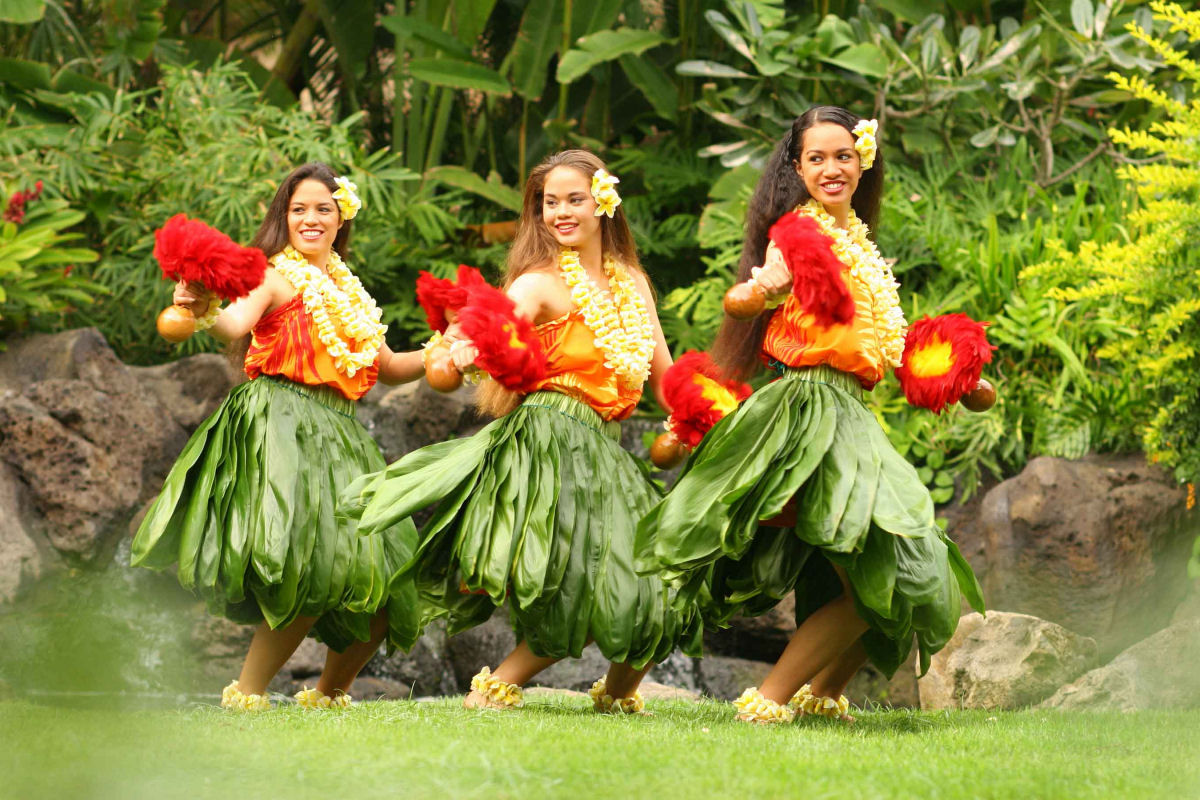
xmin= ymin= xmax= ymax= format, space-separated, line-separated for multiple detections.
xmin=852 ymin=119 xmax=878 ymax=171
xmin=332 ymin=176 xmax=362 ymax=220
xmin=591 ymin=168 xmax=622 ymax=218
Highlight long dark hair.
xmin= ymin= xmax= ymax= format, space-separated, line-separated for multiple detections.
xmin=231 ymin=162 xmax=353 ymax=366
xmin=710 ymin=106 xmax=885 ymax=380
xmin=477 ymin=149 xmax=645 ymax=418
xmin=249 ymin=162 xmax=353 ymax=259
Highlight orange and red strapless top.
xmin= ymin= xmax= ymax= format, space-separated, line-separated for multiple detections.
xmin=529 ymin=309 xmax=642 ymax=421
xmin=244 ymin=294 xmax=379 ymax=401
xmin=760 ymin=241 xmax=890 ymax=390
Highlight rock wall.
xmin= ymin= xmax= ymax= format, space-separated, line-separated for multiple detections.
xmin=2 ymin=328 xmax=1198 ymax=709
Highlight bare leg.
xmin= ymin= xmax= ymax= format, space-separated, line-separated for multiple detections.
xmin=463 ymin=639 xmax=562 ymax=709
xmin=236 ymin=615 xmax=319 ymax=695
xmin=757 ymin=594 xmax=868 ymax=705
xmin=316 ymin=610 xmax=389 ymax=696
xmin=602 ymin=661 xmax=653 ymax=699
xmin=809 ymin=638 xmax=867 ymax=701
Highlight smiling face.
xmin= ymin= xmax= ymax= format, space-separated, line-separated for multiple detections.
xmin=541 ymin=165 xmax=601 ymax=248
xmin=796 ymin=122 xmax=862 ymax=217
xmin=287 ymin=178 xmax=342 ymax=263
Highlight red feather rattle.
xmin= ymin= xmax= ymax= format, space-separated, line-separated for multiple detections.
xmin=153 ymin=214 xmax=267 ymax=342
xmin=895 ymin=313 xmax=998 ymax=413
xmin=417 ymin=265 xmax=489 ymax=392
xmin=650 ymin=351 xmax=752 ymax=469
xmin=723 ymin=213 xmax=854 ymax=326
xmin=418 ymin=266 xmax=547 ymax=394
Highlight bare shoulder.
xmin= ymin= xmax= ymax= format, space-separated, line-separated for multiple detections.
xmin=510 ymin=264 xmax=561 ymax=292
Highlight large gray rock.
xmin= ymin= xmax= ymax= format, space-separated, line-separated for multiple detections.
xmin=919 ymin=611 xmax=1098 ymax=710
xmin=1040 ymin=619 xmax=1200 ymax=711
xmin=368 ymin=623 xmax=458 ymax=697
xmin=960 ymin=456 xmax=1196 ymax=659
xmin=0 ymin=328 xmax=190 ymax=565
xmin=0 ymin=463 xmax=52 ymax=602
xmin=360 ymin=380 xmax=482 ymax=462
xmin=695 ymin=655 xmax=773 ymax=701
xmin=129 ymin=353 xmax=241 ymax=431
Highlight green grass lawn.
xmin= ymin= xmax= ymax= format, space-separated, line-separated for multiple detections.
xmin=3 ymin=695 xmax=1197 ymax=800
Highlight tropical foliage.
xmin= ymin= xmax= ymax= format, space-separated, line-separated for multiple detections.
xmin=0 ymin=0 xmax=1195 ymax=507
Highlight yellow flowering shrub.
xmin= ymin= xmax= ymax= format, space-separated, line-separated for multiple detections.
xmin=1022 ymin=0 xmax=1200 ymax=485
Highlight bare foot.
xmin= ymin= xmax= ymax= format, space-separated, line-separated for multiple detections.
xmin=463 ymin=689 xmax=516 ymax=710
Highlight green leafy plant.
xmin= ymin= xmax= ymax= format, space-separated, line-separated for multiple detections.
xmin=0 ymin=179 xmax=102 ymax=339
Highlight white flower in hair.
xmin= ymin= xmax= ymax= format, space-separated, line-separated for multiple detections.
xmin=852 ymin=119 xmax=878 ymax=170
xmin=332 ymin=176 xmax=362 ymax=220
xmin=591 ymin=168 xmax=622 ymax=218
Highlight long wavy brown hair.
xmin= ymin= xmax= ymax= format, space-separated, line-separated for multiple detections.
xmin=476 ymin=149 xmax=644 ymax=418
xmin=709 ymin=106 xmax=885 ymax=381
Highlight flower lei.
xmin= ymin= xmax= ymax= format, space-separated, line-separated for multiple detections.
xmin=294 ymin=686 xmax=352 ymax=709
xmin=795 ymin=200 xmax=907 ymax=369
xmin=332 ymin=176 xmax=361 ymax=220
xmin=733 ymin=687 xmax=794 ymax=724
xmin=591 ymin=168 xmax=621 ymax=218
xmin=852 ymin=119 xmax=878 ymax=170
xmin=220 ymin=680 xmax=271 ymax=712
xmin=588 ymin=676 xmax=646 ymax=714
xmin=559 ymin=247 xmax=655 ymax=387
xmin=470 ymin=667 xmax=524 ymax=708
xmin=270 ymin=245 xmax=386 ymax=377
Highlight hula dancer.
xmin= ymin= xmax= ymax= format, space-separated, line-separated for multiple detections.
xmin=133 ymin=162 xmax=427 ymax=710
xmin=635 ymin=107 xmax=986 ymax=724
xmin=340 ymin=150 xmax=701 ymax=713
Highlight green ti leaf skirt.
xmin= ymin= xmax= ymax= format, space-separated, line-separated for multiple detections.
xmin=339 ymin=390 xmax=703 ymax=668
xmin=634 ymin=365 xmax=985 ymax=677
xmin=131 ymin=375 xmax=420 ymax=652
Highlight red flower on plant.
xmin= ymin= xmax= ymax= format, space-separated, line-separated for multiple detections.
xmin=662 ymin=351 xmax=752 ymax=447
xmin=4 ymin=180 xmax=43 ymax=225
xmin=895 ymin=313 xmax=996 ymax=413
xmin=152 ymin=214 xmax=266 ymax=300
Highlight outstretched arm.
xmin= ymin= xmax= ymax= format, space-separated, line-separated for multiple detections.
xmin=172 ymin=269 xmax=290 ymax=343
xmin=633 ymin=272 xmax=674 ymax=411
xmin=377 ymin=344 xmax=425 ymax=385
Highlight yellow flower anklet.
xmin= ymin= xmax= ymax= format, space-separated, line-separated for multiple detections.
xmin=588 ymin=677 xmax=646 ymax=714
xmin=787 ymin=683 xmax=851 ymax=718
xmin=733 ymin=687 xmax=795 ymax=725
xmin=294 ymin=687 xmax=352 ymax=709
xmin=220 ymin=680 xmax=271 ymax=712
xmin=470 ymin=666 xmax=524 ymax=708
xmin=798 ymin=692 xmax=851 ymax=718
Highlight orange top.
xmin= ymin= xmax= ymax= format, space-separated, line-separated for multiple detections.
xmin=760 ymin=240 xmax=889 ymax=390
xmin=530 ymin=310 xmax=642 ymax=421
xmin=244 ymin=294 xmax=379 ymax=401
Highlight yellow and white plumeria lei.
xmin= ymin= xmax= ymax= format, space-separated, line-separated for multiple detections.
xmin=332 ymin=175 xmax=361 ymax=220
xmin=470 ymin=666 xmax=524 ymax=708
xmin=795 ymin=200 xmax=907 ymax=369
xmin=270 ymin=245 xmax=386 ymax=377
xmin=852 ymin=119 xmax=878 ymax=171
xmin=220 ymin=680 xmax=271 ymax=712
xmin=559 ymin=247 xmax=655 ymax=388
xmin=588 ymin=676 xmax=646 ymax=714
xmin=591 ymin=168 xmax=622 ymax=218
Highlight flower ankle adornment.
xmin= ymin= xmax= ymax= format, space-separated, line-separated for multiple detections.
xmin=797 ymin=691 xmax=851 ymax=719
xmin=588 ymin=677 xmax=646 ymax=714
xmin=294 ymin=686 xmax=352 ymax=710
xmin=787 ymin=683 xmax=813 ymax=712
xmin=733 ymin=687 xmax=795 ymax=725
xmin=470 ymin=666 xmax=524 ymax=708
xmin=220 ymin=680 xmax=271 ymax=712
